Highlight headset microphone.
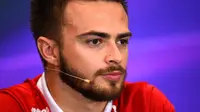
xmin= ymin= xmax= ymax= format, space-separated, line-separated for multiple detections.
xmin=45 ymin=68 xmax=91 ymax=84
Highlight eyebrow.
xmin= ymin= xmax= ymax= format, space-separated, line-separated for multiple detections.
xmin=117 ymin=32 xmax=132 ymax=39
xmin=76 ymin=30 xmax=132 ymax=39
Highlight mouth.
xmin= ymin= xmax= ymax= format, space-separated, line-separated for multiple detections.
xmin=102 ymin=71 xmax=122 ymax=81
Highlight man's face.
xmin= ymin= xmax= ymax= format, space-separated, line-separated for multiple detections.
xmin=59 ymin=1 xmax=131 ymax=101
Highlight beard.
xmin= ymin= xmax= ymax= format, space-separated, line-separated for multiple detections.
xmin=59 ymin=53 xmax=127 ymax=102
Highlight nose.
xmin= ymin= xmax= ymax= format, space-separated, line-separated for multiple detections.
xmin=105 ymin=43 xmax=122 ymax=65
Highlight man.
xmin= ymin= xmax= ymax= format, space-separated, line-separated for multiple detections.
xmin=0 ymin=0 xmax=175 ymax=112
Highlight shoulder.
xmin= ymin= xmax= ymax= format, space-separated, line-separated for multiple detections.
xmin=0 ymin=75 xmax=41 ymax=98
xmin=0 ymin=78 xmax=38 ymax=111
xmin=0 ymin=87 xmax=23 ymax=111
xmin=0 ymin=80 xmax=33 ymax=96
xmin=0 ymin=75 xmax=48 ymax=112
xmin=123 ymin=82 xmax=175 ymax=111
xmin=145 ymin=84 xmax=175 ymax=112
xmin=122 ymin=82 xmax=149 ymax=95
xmin=0 ymin=80 xmax=32 ymax=98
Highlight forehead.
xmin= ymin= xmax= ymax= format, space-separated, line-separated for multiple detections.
xmin=63 ymin=1 xmax=129 ymax=34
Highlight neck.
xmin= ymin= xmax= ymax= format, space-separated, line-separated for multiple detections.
xmin=45 ymin=72 xmax=108 ymax=112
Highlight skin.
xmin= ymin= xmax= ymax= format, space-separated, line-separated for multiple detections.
xmin=37 ymin=1 xmax=131 ymax=112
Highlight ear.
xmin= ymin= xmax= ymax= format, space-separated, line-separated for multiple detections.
xmin=37 ymin=36 xmax=60 ymax=66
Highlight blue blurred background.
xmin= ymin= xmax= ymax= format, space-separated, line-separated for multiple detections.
xmin=0 ymin=0 xmax=199 ymax=112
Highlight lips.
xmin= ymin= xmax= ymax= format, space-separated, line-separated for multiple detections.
xmin=102 ymin=71 xmax=122 ymax=81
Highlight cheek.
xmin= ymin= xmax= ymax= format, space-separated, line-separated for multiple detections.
xmin=121 ymin=51 xmax=128 ymax=69
xmin=63 ymin=45 xmax=105 ymax=77
xmin=77 ymin=50 xmax=103 ymax=72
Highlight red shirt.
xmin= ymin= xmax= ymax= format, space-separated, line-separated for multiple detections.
xmin=0 ymin=75 xmax=175 ymax=112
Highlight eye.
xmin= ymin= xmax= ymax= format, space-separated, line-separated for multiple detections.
xmin=117 ymin=39 xmax=129 ymax=45
xmin=86 ymin=39 xmax=103 ymax=46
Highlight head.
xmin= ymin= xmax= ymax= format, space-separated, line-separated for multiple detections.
xmin=31 ymin=0 xmax=131 ymax=101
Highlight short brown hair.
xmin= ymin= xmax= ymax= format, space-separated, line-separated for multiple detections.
xmin=30 ymin=0 xmax=128 ymax=66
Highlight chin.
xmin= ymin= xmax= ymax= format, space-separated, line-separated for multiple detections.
xmin=78 ymin=78 xmax=125 ymax=101
xmin=98 ymin=83 xmax=124 ymax=101
xmin=96 ymin=79 xmax=124 ymax=95
xmin=107 ymin=79 xmax=125 ymax=94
